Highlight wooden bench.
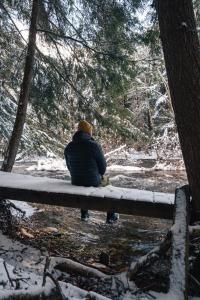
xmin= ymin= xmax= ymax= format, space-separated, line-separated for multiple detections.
xmin=0 ymin=171 xmax=174 ymax=219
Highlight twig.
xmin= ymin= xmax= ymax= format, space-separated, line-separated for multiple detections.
xmin=104 ymin=144 xmax=126 ymax=158
xmin=42 ymin=256 xmax=51 ymax=287
xmin=145 ymin=292 xmax=156 ymax=299
xmin=45 ymin=271 xmax=66 ymax=300
xmin=188 ymin=272 xmax=200 ymax=289
xmin=12 ymin=277 xmax=30 ymax=281
xmin=3 ymin=260 xmax=14 ymax=287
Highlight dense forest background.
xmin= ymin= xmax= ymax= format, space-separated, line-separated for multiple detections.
xmin=0 ymin=0 xmax=199 ymax=159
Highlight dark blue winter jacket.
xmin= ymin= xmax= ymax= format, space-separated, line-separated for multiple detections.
xmin=64 ymin=131 xmax=107 ymax=187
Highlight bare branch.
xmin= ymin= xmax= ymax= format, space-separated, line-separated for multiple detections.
xmin=3 ymin=260 xmax=14 ymax=288
xmin=42 ymin=256 xmax=51 ymax=287
xmin=45 ymin=271 xmax=66 ymax=300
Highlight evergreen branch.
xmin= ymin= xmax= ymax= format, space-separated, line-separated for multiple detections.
xmin=0 ymin=2 xmax=27 ymax=44
xmin=37 ymin=28 xmax=122 ymax=59
xmin=1 ymin=4 xmax=159 ymax=66
xmin=52 ymin=2 xmax=95 ymax=47
xmin=51 ymin=41 xmax=94 ymax=105
xmin=38 ymin=28 xmax=161 ymax=64
xmin=38 ymin=41 xmax=103 ymax=123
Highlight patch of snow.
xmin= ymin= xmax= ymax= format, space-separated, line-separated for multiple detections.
xmin=107 ymin=165 xmax=146 ymax=173
xmin=109 ymin=174 xmax=134 ymax=182
xmin=10 ymin=200 xmax=36 ymax=217
xmin=129 ymin=150 xmax=157 ymax=160
xmin=27 ymin=158 xmax=68 ymax=172
xmin=0 ymin=231 xmax=111 ymax=299
xmin=110 ymin=149 xmax=157 ymax=161
xmin=155 ymin=95 xmax=167 ymax=109
xmin=153 ymin=162 xmax=185 ymax=171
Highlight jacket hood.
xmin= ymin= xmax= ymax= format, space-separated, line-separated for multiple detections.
xmin=72 ymin=130 xmax=92 ymax=142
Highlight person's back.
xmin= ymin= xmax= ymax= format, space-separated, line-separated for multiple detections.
xmin=64 ymin=120 xmax=118 ymax=223
xmin=64 ymin=130 xmax=106 ymax=187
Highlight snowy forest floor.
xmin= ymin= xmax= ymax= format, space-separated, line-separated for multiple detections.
xmin=1 ymin=149 xmax=200 ymax=299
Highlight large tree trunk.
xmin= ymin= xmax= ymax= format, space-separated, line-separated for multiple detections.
xmin=1 ymin=0 xmax=39 ymax=172
xmin=156 ymin=0 xmax=200 ymax=214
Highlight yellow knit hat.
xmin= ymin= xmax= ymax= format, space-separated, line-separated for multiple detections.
xmin=78 ymin=120 xmax=93 ymax=135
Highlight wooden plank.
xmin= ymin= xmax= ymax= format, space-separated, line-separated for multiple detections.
xmin=169 ymin=186 xmax=189 ymax=300
xmin=0 ymin=171 xmax=174 ymax=219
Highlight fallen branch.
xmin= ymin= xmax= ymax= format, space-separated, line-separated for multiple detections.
xmin=45 ymin=271 xmax=66 ymax=300
xmin=42 ymin=256 xmax=51 ymax=287
xmin=52 ymin=257 xmax=109 ymax=279
xmin=3 ymin=260 xmax=14 ymax=288
xmin=105 ymin=144 xmax=126 ymax=158
xmin=188 ymin=273 xmax=200 ymax=290
xmin=128 ymin=231 xmax=171 ymax=280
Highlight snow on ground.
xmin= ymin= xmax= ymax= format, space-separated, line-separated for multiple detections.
xmin=0 ymin=231 xmax=46 ymax=275
xmin=10 ymin=200 xmax=36 ymax=217
xmin=27 ymin=157 xmax=69 ymax=172
xmin=0 ymin=229 xmax=198 ymax=299
xmin=107 ymin=165 xmax=147 ymax=173
xmin=25 ymin=148 xmax=184 ymax=175
xmin=126 ymin=150 xmax=157 ymax=161
xmin=153 ymin=161 xmax=185 ymax=171
xmin=0 ymin=231 xmax=108 ymax=299
xmin=150 ymin=292 xmax=200 ymax=300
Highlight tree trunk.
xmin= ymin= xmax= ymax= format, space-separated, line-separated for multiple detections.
xmin=156 ymin=0 xmax=200 ymax=214
xmin=1 ymin=0 xmax=39 ymax=172
xmin=169 ymin=186 xmax=189 ymax=300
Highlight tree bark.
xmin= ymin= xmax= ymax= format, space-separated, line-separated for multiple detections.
xmin=1 ymin=0 xmax=39 ymax=172
xmin=156 ymin=0 xmax=200 ymax=214
xmin=169 ymin=187 xmax=189 ymax=300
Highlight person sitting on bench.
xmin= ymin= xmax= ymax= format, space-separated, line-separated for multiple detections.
xmin=64 ymin=120 xmax=119 ymax=223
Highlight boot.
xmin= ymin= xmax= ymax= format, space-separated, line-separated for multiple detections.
xmin=81 ymin=209 xmax=89 ymax=221
xmin=106 ymin=212 xmax=119 ymax=224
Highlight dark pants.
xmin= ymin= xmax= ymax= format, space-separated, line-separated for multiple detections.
xmin=81 ymin=209 xmax=116 ymax=221
xmin=80 ymin=176 xmax=118 ymax=222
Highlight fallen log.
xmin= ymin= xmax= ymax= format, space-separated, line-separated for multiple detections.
xmin=51 ymin=257 xmax=109 ymax=279
xmin=128 ymin=231 xmax=171 ymax=280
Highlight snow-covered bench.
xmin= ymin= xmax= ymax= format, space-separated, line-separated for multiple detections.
xmin=0 ymin=171 xmax=174 ymax=219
